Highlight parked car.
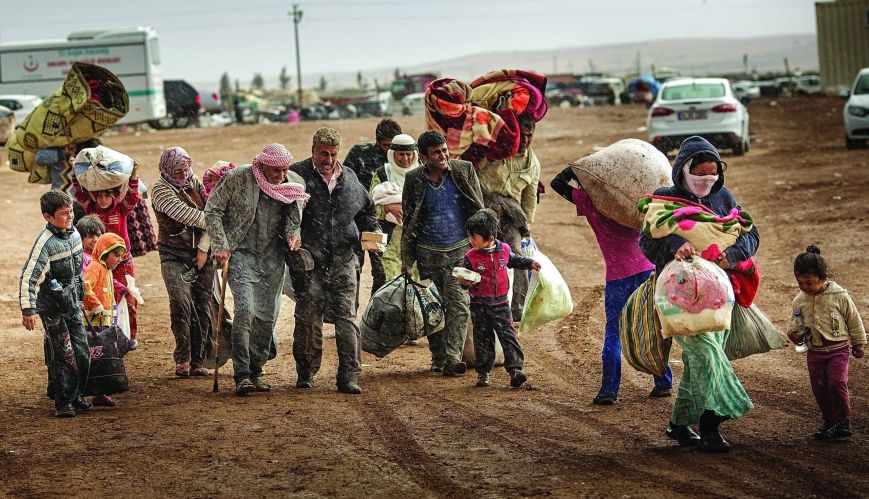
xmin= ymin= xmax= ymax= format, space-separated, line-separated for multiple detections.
xmin=545 ymin=82 xmax=589 ymax=108
xmin=149 ymin=80 xmax=200 ymax=129
xmin=844 ymin=67 xmax=869 ymax=149
xmin=794 ymin=75 xmax=821 ymax=96
xmin=198 ymin=89 xmax=222 ymax=114
xmin=583 ymin=77 xmax=625 ymax=106
xmin=0 ymin=105 xmax=14 ymax=145
xmin=647 ymin=77 xmax=750 ymax=155
xmin=732 ymin=80 xmax=761 ymax=100
xmin=0 ymin=94 xmax=43 ymax=123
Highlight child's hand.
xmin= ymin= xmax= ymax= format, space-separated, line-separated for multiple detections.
xmin=853 ymin=344 xmax=865 ymax=359
xmin=786 ymin=330 xmax=803 ymax=345
xmin=531 ymin=260 xmax=542 ymax=271
xmin=131 ymin=162 xmax=139 ymax=180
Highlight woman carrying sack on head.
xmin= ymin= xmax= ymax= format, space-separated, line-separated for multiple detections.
xmin=639 ymin=136 xmax=759 ymax=453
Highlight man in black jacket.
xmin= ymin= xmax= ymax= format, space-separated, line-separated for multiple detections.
xmin=401 ymin=131 xmax=484 ymax=376
xmin=343 ymin=118 xmax=402 ymax=297
xmin=290 ymin=127 xmax=381 ymax=394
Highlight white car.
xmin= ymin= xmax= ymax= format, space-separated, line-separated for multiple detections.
xmin=0 ymin=94 xmax=43 ymax=123
xmin=844 ymin=67 xmax=869 ymax=149
xmin=647 ymin=78 xmax=750 ymax=155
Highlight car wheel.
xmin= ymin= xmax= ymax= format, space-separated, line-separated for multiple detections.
xmin=558 ymin=100 xmax=571 ymax=109
xmin=845 ymin=135 xmax=865 ymax=150
xmin=149 ymin=114 xmax=176 ymax=130
xmin=174 ymin=116 xmax=192 ymax=128
xmin=732 ymin=139 xmax=745 ymax=156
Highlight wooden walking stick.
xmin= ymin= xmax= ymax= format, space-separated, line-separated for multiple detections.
xmin=212 ymin=259 xmax=230 ymax=393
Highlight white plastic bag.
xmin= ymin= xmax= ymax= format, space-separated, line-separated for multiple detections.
xmin=519 ymin=249 xmax=573 ymax=333
xmin=116 ymin=299 xmax=131 ymax=340
xmin=654 ymin=257 xmax=734 ymax=338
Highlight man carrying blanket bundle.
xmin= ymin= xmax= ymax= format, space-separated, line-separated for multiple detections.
xmin=290 ymin=128 xmax=381 ymax=395
xmin=205 ymin=144 xmax=309 ymax=396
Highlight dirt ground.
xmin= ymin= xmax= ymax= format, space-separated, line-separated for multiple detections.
xmin=0 ymin=96 xmax=867 ymax=498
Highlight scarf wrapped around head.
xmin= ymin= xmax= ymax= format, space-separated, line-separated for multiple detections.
xmin=202 ymin=161 xmax=236 ymax=198
xmin=159 ymin=146 xmax=193 ymax=188
xmin=251 ymin=144 xmax=309 ymax=205
xmin=384 ymin=133 xmax=419 ymax=190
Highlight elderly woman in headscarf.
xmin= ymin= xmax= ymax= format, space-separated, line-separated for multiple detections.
xmin=205 ymin=144 xmax=309 ymax=396
xmin=639 ymin=136 xmax=759 ymax=453
xmin=151 ymin=146 xmax=216 ymax=377
xmin=368 ymin=133 xmax=420 ymax=286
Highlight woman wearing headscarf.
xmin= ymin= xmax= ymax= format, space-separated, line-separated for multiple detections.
xmin=639 ymin=136 xmax=759 ymax=453
xmin=205 ymin=144 xmax=309 ymax=396
xmin=151 ymin=146 xmax=216 ymax=377
xmin=369 ymin=133 xmax=420 ymax=286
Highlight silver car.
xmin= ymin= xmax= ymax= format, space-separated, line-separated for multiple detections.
xmin=647 ymin=78 xmax=750 ymax=155
xmin=844 ymin=67 xmax=869 ymax=149
xmin=0 ymin=94 xmax=43 ymax=123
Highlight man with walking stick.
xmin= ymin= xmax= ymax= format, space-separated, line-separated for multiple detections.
xmin=205 ymin=144 xmax=308 ymax=396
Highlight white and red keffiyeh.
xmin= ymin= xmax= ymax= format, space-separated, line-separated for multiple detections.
xmin=251 ymin=144 xmax=309 ymax=204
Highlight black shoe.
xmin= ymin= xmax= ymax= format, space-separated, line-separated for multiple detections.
xmin=181 ymin=265 xmax=202 ymax=284
xmin=813 ymin=420 xmax=834 ymax=438
xmin=337 ymin=381 xmax=362 ymax=394
xmin=649 ymin=386 xmax=673 ymax=398
xmin=699 ymin=432 xmax=731 ymax=453
xmin=592 ymin=395 xmax=616 ymax=405
xmin=509 ymin=370 xmax=528 ymax=388
xmin=296 ymin=377 xmax=314 ymax=389
xmin=54 ymin=405 xmax=75 ymax=418
xmin=818 ymin=420 xmax=852 ymax=440
xmin=234 ymin=379 xmax=256 ymax=396
xmin=666 ymin=423 xmax=701 ymax=446
xmin=475 ymin=373 xmax=491 ymax=387
xmin=442 ymin=361 xmax=467 ymax=377
xmin=72 ymin=396 xmax=92 ymax=412
xmin=430 ymin=361 xmax=443 ymax=373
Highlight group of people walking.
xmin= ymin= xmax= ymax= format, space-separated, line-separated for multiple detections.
xmin=19 ymin=117 xmax=866 ymax=454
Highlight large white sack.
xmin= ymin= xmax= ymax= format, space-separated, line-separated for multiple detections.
xmin=569 ymin=138 xmax=672 ymax=228
xmin=73 ymin=145 xmax=134 ymax=192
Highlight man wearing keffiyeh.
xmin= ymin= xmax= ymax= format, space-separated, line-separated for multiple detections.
xmin=205 ymin=143 xmax=308 ymax=396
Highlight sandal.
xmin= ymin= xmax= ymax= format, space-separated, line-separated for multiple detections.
xmin=190 ymin=366 xmax=209 ymax=377
xmin=175 ymin=362 xmax=191 ymax=378
xmin=252 ymin=377 xmax=272 ymax=392
xmin=235 ymin=379 xmax=256 ymax=396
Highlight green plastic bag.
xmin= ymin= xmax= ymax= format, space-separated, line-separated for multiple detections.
xmin=520 ymin=249 xmax=573 ymax=333
xmin=723 ymin=303 xmax=787 ymax=361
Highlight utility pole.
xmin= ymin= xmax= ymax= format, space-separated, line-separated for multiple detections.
xmin=291 ymin=4 xmax=303 ymax=107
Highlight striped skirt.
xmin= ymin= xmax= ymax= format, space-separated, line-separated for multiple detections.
xmin=671 ymin=331 xmax=753 ymax=425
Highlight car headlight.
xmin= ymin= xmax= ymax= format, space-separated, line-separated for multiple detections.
xmin=848 ymin=105 xmax=868 ymax=117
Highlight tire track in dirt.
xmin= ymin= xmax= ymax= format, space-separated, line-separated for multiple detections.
xmin=354 ymin=382 xmax=477 ymax=498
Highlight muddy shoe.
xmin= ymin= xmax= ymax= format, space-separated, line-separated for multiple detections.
xmin=72 ymin=396 xmax=92 ymax=412
xmin=54 ymin=405 xmax=75 ymax=418
xmin=430 ymin=361 xmax=443 ymax=373
xmin=817 ymin=420 xmax=852 ymax=440
xmin=475 ymin=373 xmax=491 ymax=387
xmin=666 ymin=423 xmax=701 ymax=446
xmin=296 ymin=377 xmax=314 ymax=389
xmin=175 ymin=362 xmax=191 ymax=378
xmin=234 ymin=379 xmax=256 ymax=396
xmin=592 ymin=395 xmax=616 ymax=405
xmin=509 ymin=370 xmax=528 ymax=388
xmin=190 ymin=366 xmax=209 ymax=377
xmin=649 ymin=386 xmax=672 ymax=398
xmin=442 ymin=361 xmax=467 ymax=377
xmin=252 ymin=377 xmax=272 ymax=392
xmin=337 ymin=381 xmax=362 ymax=394
xmin=699 ymin=432 xmax=731 ymax=453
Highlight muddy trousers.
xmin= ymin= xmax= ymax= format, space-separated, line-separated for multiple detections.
xmin=159 ymin=247 xmax=215 ymax=367
xmin=42 ymin=314 xmax=90 ymax=410
xmin=416 ymin=245 xmax=470 ymax=368
xmin=354 ymin=244 xmax=386 ymax=300
xmin=470 ymin=302 xmax=524 ymax=374
xmin=227 ymin=256 xmax=284 ymax=385
xmin=807 ymin=347 xmax=851 ymax=423
xmin=599 ymin=271 xmax=672 ymax=399
xmin=293 ymin=257 xmax=362 ymax=385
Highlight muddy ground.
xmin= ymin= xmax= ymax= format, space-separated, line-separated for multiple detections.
xmin=0 ymin=97 xmax=866 ymax=498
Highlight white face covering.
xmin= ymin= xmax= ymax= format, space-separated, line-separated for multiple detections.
xmin=682 ymin=163 xmax=719 ymax=198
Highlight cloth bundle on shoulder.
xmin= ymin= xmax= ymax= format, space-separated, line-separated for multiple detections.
xmin=723 ymin=303 xmax=788 ymax=361
xmin=424 ymin=69 xmax=547 ymax=168
xmin=6 ymin=62 xmax=128 ymax=184
xmin=619 ymin=272 xmax=672 ymax=377
xmin=360 ymin=276 xmax=445 ymax=357
xmin=569 ymin=139 xmax=672 ymax=229
xmin=73 ymin=145 xmax=135 ymax=192
xmin=85 ymin=325 xmax=131 ymax=396
xmin=520 ymin=248 xmax=573 ymax=333
xmin=654 ymin=257 xmax=735 ymax=337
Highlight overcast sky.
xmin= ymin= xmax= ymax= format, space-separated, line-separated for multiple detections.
xmin=1 ymin=0 xmax=818 ymax=85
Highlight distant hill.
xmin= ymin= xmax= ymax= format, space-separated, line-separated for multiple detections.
xmin=194 ymin=34 xmax=817 ymax=92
